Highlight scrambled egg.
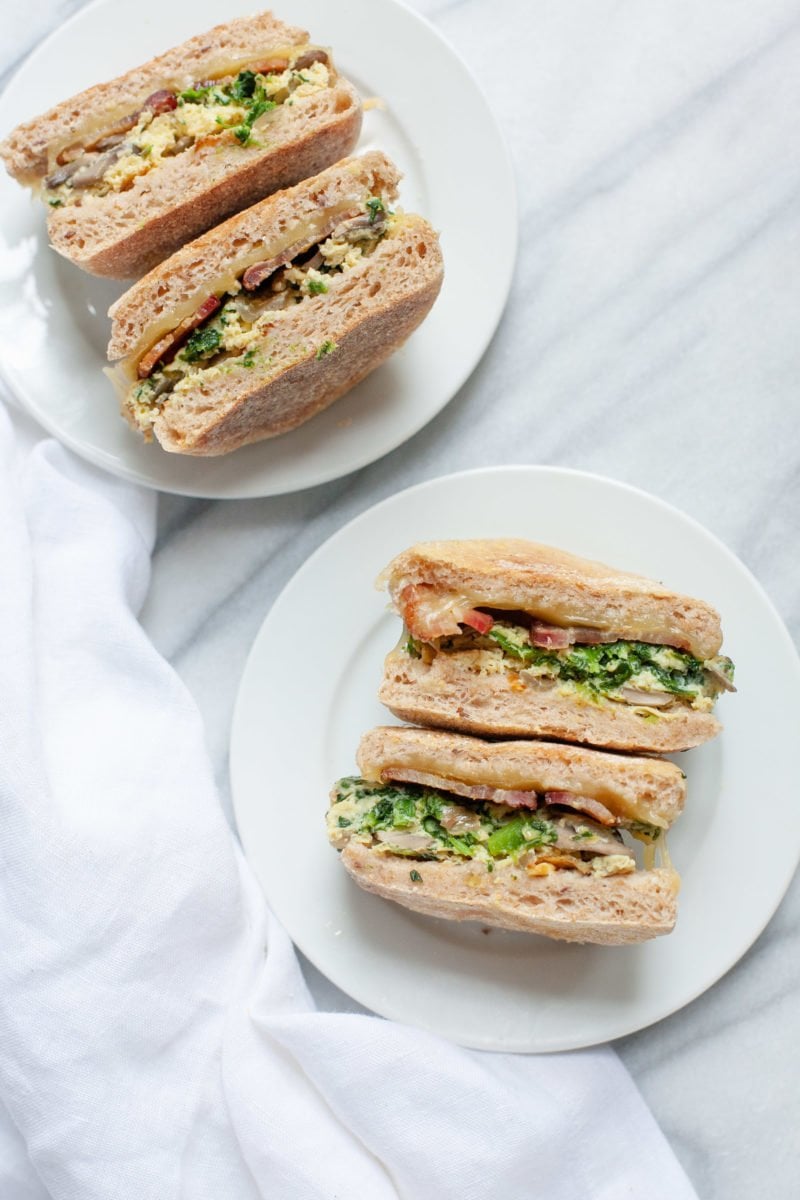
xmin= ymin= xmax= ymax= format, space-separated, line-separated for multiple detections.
xmin=104 ymin=103 xmax=249 ymax=190
xmin=127 ymin=389 xmax=162 ymax=431
xmin=94 ymin=61 xmax=331 ymax=194
xmin=590 ymin=854 xmax=636 ymax=877
xmin=264 ymin=60 xmax=330 ymax=100
xmin=464 ymin=649 xmax=508 ymax=677
xmin=318 ymin=235 xmax=365 ymax=271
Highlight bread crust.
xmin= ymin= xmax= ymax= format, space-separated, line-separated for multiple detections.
xmin=123 ymin=212 xmax=443 ymax=455
xmin=108 ymin=151 xmax=401 ymax=359
xmin=384 ymin=539 xmax=723 ymax=661
xmin=340 ymin=842 xmax=679 ymax=945
xmin=356 ymin=725 xmax=685 ymax=826
xmin=0 ymin=12 xmax=309 ymax=182
xmin=379 ymin=646 xmax=721 ymax=753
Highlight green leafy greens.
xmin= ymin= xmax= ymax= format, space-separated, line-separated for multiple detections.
xmin=444 ymin=621 xmax=733 ymax=701
xmin=330 ymin=778 xmax=560 ymax=864
xmin=181 ymin=327 xmax=223 ymax=363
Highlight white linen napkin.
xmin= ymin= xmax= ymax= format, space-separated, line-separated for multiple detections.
xmin=0 ymin=399 xmax=699 ymax=1200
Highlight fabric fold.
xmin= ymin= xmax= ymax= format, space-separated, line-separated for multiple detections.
xmin=0 ymin=402 xmax=698 ymax=1200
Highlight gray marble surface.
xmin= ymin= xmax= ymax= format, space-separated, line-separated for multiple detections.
xmin=3 ymin=2 xmax=799 ymax=1198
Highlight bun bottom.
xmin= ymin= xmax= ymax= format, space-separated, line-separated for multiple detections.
xmin=379 ymin=648 xmax=720 ymax=754
xmin=341 ymin=842 xmax=679 ymax=945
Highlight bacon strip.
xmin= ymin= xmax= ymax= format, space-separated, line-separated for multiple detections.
xmin=530 ymin=621 xmax=571 ymax=649
xmin=242 ymin=248 xmax=298 ymax=291
xmin=241 ymin=206 xmax=363 ymax=291
xmin=137 ymin=295 xmax=221 ymax=379
xmin=529 ymin=620 xmax=621 ymax=649
xmin=382 ymin=768 xmax=538 ymax=810
xmin=543 ymin=790 xmax=618 ymax=827
xmin=461 ymin=608 xmax=494 ymax=634
xmin=142 ymin=89 xmax=178 ymax=116
xmin=56 ymin=90 xmax=177 ymax=166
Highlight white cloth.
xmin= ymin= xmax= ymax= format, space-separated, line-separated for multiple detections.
xmin=0 ymin=400 xmax=698 ymax=1200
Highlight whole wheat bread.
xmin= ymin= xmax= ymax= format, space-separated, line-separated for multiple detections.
xmin=357 ymin=725 xmax=686 ymax=826
xmin=379 ymin=646 xmax=720 ymax=753
xmin=382 ymin=539 xmax=723 ymax=661
xmin=1 ymin=12 xmax=308 ymax=182
xmin=141 ymin=216 xmax=442 ymax=454
xmin=340 ymin=842 xmax=679 ymax=944
xmin=108 ymin=151 xmax=401 ymax=360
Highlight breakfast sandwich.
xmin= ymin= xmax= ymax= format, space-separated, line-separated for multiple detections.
xmin=328 ymin=726 xmax=685 ymax=944
xmin=105 ymin=152 xmax=444 ymax=455
xmin=0 ymin=11 xmax=362 ymax=278
xmin=378 ymin=539 xmax=735 ymax=753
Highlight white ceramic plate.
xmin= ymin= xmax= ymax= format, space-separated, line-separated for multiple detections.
xmin=0 ymin=0 xmax=515 ymax=498
xmin=231 ymin=466 xmax=800 ymax=1052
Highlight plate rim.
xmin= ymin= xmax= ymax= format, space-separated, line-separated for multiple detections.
xmin=230 ymin=463 xmax=800 ymax=1052
xmin=0 ymin=0 xmax=518 ymax=499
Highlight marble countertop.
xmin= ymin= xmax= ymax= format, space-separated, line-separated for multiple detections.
xmin=3 ymin=2 xmax=799 ymax=1197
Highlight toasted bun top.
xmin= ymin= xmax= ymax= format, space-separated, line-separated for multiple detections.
xmin=356 ymin=725 xmax=686 ymax=828
xmin=381 ymin=538 xmax=723 ymax=661
xmin=107 ymin=151 xmax=400 ymax=363
xmin=0 ymin=12 xmax=310 ymax=184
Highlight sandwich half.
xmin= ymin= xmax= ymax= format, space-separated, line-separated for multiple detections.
xmin=106 ymin=152 xmax=444 ymax=455
xmin=328 ymin=726 xmax=684 ymax=944
xmin=0 ymin=12 xmax=362 ymax=278
xmin=378 ymin=539 xmax=735 ymax=753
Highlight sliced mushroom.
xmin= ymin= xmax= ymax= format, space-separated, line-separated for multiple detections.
xmin=548 ymin=813 xmax=625 ymax=857
xmin=45 ymin=158 xmax=85 ymax=189
xmin=162 ymin=135 xmax=194 ymax=157
xmin=704 ymin=657 xmax=737 ymax=693
xmin=331 ymin=211 xmax=387 ymax=243
xmin=440 ymin=804 xmax=484 ymax=834
xmin=88 ymin=131 xmax=129 ymax=154
xmin=68 ymin=142 xmax=132 ymax=190
xmin=293 ymin=49 xmax=329 ymax=71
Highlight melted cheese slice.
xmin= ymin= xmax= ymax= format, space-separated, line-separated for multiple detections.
xmin=117 ymin=196 xmax=373 ymax=379
xmin=395 ymin=584 xmax=701 ymax=657
xmin=359 ymin=745 xmax=673 ymax=827
xmin=45 ymin=44 xmax=322 ymax=171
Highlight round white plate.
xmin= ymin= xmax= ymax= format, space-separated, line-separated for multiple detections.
xmin=0 ymin=0 xmax=515 ymax=498
xmin=231 ymin=466 xmax=800 ymax=1052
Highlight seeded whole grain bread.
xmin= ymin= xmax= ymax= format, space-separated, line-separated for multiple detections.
xmin=379 ymin=646 xmax=720 ymax=753
xmin=383 ymin=539 xmax=723 ymax=661
xmin=356 ymin=725 xmax=686 ymax=826
xmin=340 ymin=842 xmax=679 ymax=945
xmin=0 ymin=12 xmax=362 ymax=278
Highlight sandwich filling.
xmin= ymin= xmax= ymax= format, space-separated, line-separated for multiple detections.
xmin=397 ymin=597 xmax=735 ymax=715
xmin=125 ymin=196 xmax=395 ymax=432
xmin=328 ymin=777 xmax=667 ymax=877
xmin=44 ymin=50 xmax=333 ymax=205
